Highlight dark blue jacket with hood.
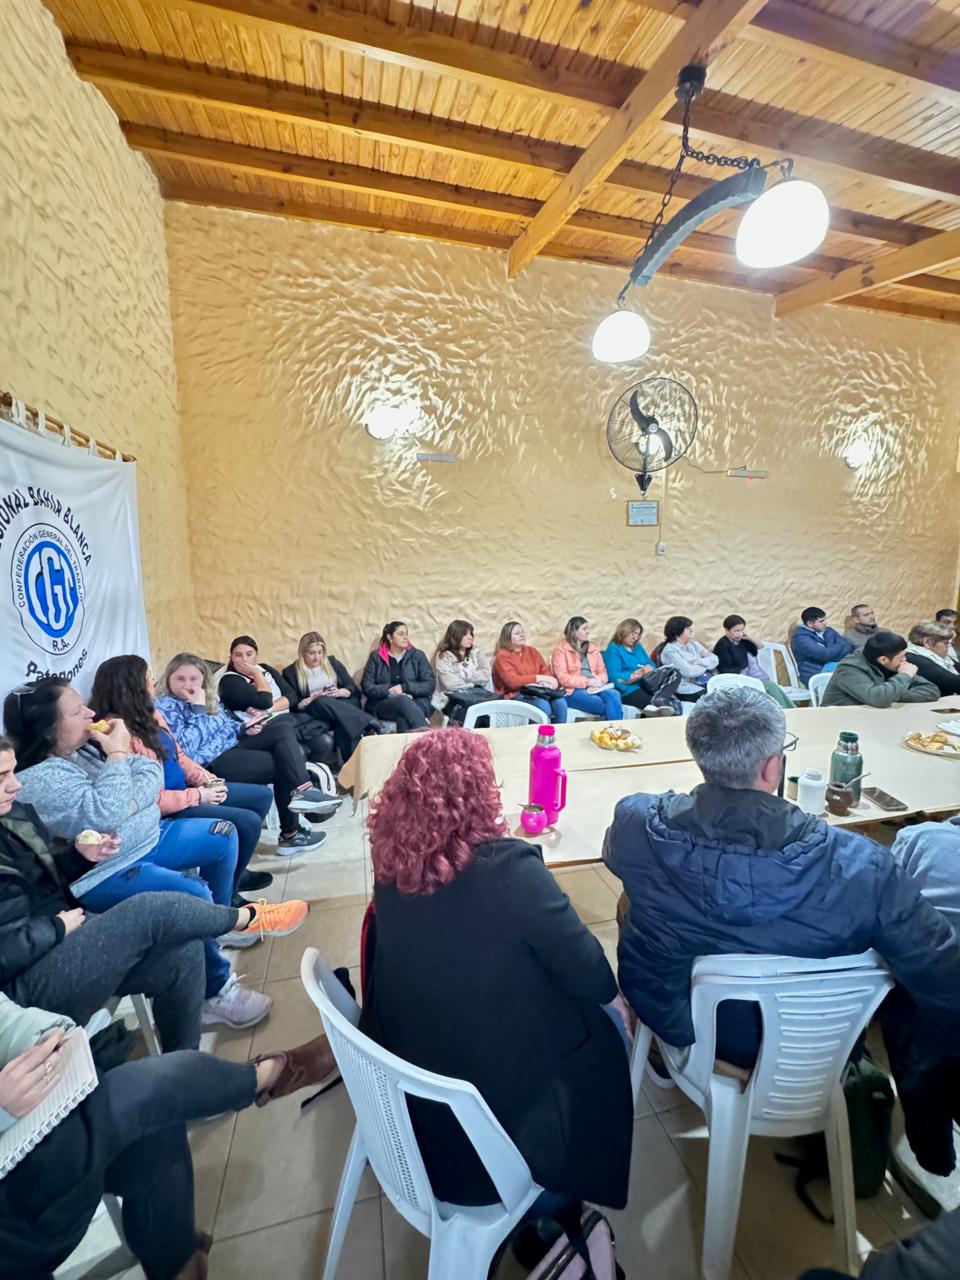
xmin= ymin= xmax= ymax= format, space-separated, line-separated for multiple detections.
xmin=604 ymin=784 xmax=960 ymax=1061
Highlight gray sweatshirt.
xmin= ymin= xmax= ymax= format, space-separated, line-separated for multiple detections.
xmin=16 ymin=746 xmax=163 ymax=895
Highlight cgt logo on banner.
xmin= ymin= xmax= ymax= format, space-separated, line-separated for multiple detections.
xmin=0 ymin=421 xmax=150 ymax=697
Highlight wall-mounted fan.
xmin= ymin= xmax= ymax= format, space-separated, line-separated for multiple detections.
xmin=606 ymin=377 xmax=698 ymax=493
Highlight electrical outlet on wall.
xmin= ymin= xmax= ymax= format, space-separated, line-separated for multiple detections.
xmin=656 ymin=541 xmax=667 ymax=556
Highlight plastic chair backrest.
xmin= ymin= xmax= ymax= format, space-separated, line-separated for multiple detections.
xmin=300 ymin=948 xmax=534 ymax=1232
xmin=758 ymin=642 xmax=801 ymax=690
xmin=808 ymin=672 xmax=833 ymax=707
xmin=662 ymin=952 xmax=892 ymax=1135
xmin=464 ymin=699 xmax=547 ymax=729
xmin=707 ymin=673 xmax=765 ymax=694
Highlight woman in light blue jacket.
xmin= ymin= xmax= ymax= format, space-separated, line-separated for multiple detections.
xmin=602 ymin=618 xmax=681 ymax=715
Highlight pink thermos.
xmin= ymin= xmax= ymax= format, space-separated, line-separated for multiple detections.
xmin=528 ymin=725 xmax=567 ymax=825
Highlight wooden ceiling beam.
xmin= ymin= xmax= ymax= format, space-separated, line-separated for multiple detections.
xmin=71 ymin=45 xmax=948 ymax=253
xmin=506 ymin=0 xmax=773 ymax=277
xmin=148 ymin=0 xmax=633 ymax=113
xmin=663 ymin=94 xmax=960 ymax=204
xmin=775 ymin=227 xmax=960 ymax=315
xmin=632 ymin=0 xmax=960 ymax=111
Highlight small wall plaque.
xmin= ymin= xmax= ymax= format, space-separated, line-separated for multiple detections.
xmin=626 ymin=500 xmax=659 ymax=527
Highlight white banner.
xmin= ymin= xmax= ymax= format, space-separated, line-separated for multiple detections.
xmin=0 ymin=419 xmax=150 ymax=699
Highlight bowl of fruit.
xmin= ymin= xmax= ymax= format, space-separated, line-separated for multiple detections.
xmin=589 ymin=726 xmax=642 ymax=753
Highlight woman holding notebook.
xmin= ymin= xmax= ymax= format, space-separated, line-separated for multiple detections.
xmin=0 ymin=991 xmax=338 ymax=1280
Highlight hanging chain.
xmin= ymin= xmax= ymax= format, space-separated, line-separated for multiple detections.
xmin=636 ymin=80 xmax=760 ymax=262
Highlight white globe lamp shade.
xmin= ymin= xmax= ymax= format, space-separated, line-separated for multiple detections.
xmin=735 ymin=179 xmax=830 ymax=269
xmin=591 ymin=310 xmax=651 ymax=363
xmin=363 ymin=401 xmax=421 ymax=440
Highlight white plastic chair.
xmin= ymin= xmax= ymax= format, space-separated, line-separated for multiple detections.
xmin=84 ymin=994 xmax=162 ymax=1056
xmin=706 ymin=673 xmax=765 ymax=694
xmin=629 ymin=951 xmax=892 ymax=1280
xmin=300 ymin=948 xmax=542 ymax=1280
xmin=463 ymin=699 xmax=547 ymax=729
xmin=757 ymin=643 xmax=811 ymax=704
xmin=807 ymin=671 xmax=833 ymax=707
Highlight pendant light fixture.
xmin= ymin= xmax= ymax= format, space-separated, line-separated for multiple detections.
xmin=591 ymin=65 xmax=828 ymax=362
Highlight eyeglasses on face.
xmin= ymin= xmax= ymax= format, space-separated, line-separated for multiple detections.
xmin=782 ymin=733 xmax=799 ymax=754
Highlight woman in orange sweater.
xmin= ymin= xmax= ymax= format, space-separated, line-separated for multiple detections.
xmin=492 ymin=621 xmax=569 ymax=723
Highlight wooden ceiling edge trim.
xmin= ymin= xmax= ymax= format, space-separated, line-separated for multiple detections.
xmin=775 ymin=227 xmax=960 ymax=315
xmin=68 ymin=46 xmax=945 ymax=253
xmin=135 ymin=126 xmax=960 ymax=301
xmin=506 ymin=0 xmax=773 ymax=278
xmin=129 ymin=123 xmax=877 ymax=276
xmin=164 ymin=184 xmax=960 ymax=322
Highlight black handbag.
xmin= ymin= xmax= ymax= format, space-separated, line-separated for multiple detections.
xmin=519 ymin=684 xmax=567 ymax=701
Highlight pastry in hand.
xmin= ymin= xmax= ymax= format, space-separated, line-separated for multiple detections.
xmin=88 ymin=719 xmax=110 ymax=733
xmin=76 ymin=829 xmax=105 ymax=847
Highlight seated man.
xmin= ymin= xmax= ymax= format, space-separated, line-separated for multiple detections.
xmin=843 ymin=603 xmax=880 ymax=652
xmin=603 ymin=687 xmax=960 ymax=1070
xmin=790 ymin=607 xmax=853 ymax=685
xmin=934 ymin=608 xmax=959 ymax=667
xmin=822 ymin=630 xmax=940 ymax=707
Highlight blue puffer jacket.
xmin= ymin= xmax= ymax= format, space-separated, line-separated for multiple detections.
xmin=790 ymin=623 xmax=853 ymax=685
xmin=604 ymin=784 xmax=960 ymax=1054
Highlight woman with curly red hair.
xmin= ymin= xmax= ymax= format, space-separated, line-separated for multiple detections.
xmin=359 ymin=729 xmax=632 ymax=1216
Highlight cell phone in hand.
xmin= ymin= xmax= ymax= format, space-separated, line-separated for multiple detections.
xmin=861 ymin=786 xmax=908 ymax=813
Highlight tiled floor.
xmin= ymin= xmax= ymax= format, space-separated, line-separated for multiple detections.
xmin=58 ymin=822 xmax=922 ymax=1280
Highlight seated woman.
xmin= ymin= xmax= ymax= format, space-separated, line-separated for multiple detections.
xmin=3 ymin=678 xmax=297 ymax=1030
xmin=0 ymin=735 xmax=253 ymax=1052
xmin=156 ymin=653 xmax=329 ymax=854
xmin=714 ymin=614 xmax=794 ymax=708
xmin=220 ymin=634 xmax=344 ymax=775
xmin=360 ymin=621 xmax=435 ymax=731
xmin=432 ymin=619 xmax=493 ymax=724
xmin=360 ymin=730 xmax=632 ymax=1213
xmin=0 ymin=991 xmax=338 ymax=1280
xmin=282 ymin=631 xmax=384 ymax=762
xmin=551 ymin=617 xmax=624 ymax=721
xmin=602 ymin=618 xmax=681 ymax=715
xmin=906 ymin=621 xmax=960 ymax=696
xmin=492 ymin=621 xmax=568 ymax=723
xmin=91 ymin=655 xmax=275 ymax=913
xmin=660 ymin=615 xmax=718 ymax=700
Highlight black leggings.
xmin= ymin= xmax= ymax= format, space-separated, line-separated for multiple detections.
xmin=208 ymin=717 xmax=308 ymax=836
xmin=370 ymin=694 xmax=430 ymax=731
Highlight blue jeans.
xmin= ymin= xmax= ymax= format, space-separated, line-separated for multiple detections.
xmin=82 ymin=818 xmax=238 ymax=999
xmin=517 ymin=694 xmax=568 ymax=724
xmin=165 ymin=781 xmax=272 ymax=889
xmin=566 ymin=688 xmax=624 ymax=720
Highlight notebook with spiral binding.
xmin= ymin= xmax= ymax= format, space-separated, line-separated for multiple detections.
xmin=0 ymin=1028 xmax=97 ymax=1178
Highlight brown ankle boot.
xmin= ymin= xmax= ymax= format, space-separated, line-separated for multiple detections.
xmin=173 ymin=1248 xmax=208 ymax=1279
xmin=253 ymin=1034 xmax=341 ymax=1106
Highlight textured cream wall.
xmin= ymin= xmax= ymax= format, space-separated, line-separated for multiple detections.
xmin=166 ymin=202 xmax=960 ymax=674
xmin=0 ymin=0 xmax=194 ymax=660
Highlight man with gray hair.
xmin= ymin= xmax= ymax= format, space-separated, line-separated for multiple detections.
xmin=603 ymin=686 xmax=960 ymax=1069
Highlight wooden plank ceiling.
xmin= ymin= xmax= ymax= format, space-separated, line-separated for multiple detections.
xmin=45 ymin=0 xmax=960 ymax=325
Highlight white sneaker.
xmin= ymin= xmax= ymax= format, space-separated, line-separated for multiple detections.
xmin=201 ymin=973 xmax=272 ymax=1028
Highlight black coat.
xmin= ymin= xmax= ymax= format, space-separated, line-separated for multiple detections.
xmin=908 ymin=650 xmax=960 ymax=696
xmin=360 ymin=647 xmax=435 ymax=708
xmin=281 ymin=657 xmax=361 ymax=708
xmin=0 ymin=804 xmax=87 ymax=989
xmin=359 ymin=838 xmax=632 ymax=1208
xmin=219 ymin=662 xmax=300 ymax=718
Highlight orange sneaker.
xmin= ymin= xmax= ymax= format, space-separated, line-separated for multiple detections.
xmin=236 ymin=899 xmax=309 ymax=940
